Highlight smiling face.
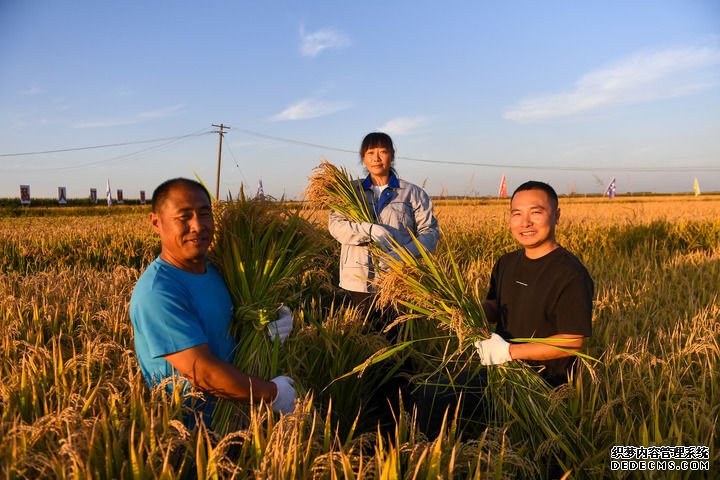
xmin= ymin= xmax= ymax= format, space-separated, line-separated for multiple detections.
xmin=509 ymin=188 xmax=560 ymax=258
xmin=150 ymin=184 xmax=214 ymax=273
xmin=362 ymin=146 xmax=393 ymax=184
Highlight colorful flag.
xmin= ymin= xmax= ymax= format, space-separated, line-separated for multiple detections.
xmin=693 ymin=178 xmax=701 ymax=196
xmin=58 ymin=187 xmax=67 ymax=205
xmin=20 ymin=185 xmax=31 ymax=205
xmin=498 ymin=175 xmax=507 ymax=198
xmin=605 ymin=177 xmax=616 ymax=199
xmin=106 ymin=179 xmax=112 ymax=206
xmin=257 ymin=179 xmax=265 ymax=200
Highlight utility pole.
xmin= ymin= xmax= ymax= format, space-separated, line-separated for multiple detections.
xmin=212 ymin=123 xmax=230 ymax=200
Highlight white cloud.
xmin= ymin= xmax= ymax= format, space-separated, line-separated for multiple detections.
xmin=505 ymin=46 xmax=720 ymax=122
xmin=73 ymin=104 xmax=184 ymax=128
xmin=378 ymin=116 xmax=429 ymax=135
xmin=299 ymin=25 xmax=350 ymax=57
xmin=270 ymin=98 xmax=350 ymax=121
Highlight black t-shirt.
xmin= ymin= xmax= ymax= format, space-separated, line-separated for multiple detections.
xmin=487 ymin=247 xmax=593 ymax=386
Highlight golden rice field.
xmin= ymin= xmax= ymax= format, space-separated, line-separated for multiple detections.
xmin=1 ymin=195 xmax=718 ymax=479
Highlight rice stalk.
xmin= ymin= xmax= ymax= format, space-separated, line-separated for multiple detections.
xmin=372 ymin=233 xmax=595 ymax=471
xmin=1 ymin=198 xmax=718 ymax=477
xmin=209 ymin=193 xmax=332 ymax=434
xmin=304 ymin=159 xmax=375 ymax=223
xmin=285 ymin=300 xmax=401 ymax=436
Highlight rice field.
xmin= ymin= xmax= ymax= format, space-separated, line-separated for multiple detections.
xmin=1 ymin=195 xmax=718 ymax=479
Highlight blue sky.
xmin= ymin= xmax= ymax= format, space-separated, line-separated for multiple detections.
xmin=1 ymin=1 xmax=719 ymax=200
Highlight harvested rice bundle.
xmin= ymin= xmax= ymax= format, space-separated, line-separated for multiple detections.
xmin=209 ymin=193 xmax=332 ymax=432
xmin=373 ymin=235 xmax=593 ymax=469
xmin=375 ymin=237 xmax=488 ymax=346
xmin=305 ymin=159 xmax=374 ymax=224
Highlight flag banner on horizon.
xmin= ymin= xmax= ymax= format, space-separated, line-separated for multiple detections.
xmin=498 ymin=175 xmax=507 ymax=198
xmin=106 ymin=179 xmax=112 ymax=207
xmin=90 ymin=188 xmax=97 ymax=204
xmin=58 ymin=187 xmax=67 ymax=205
xmin=116 ymin=189 xmax=124 ymax=204
xmin=20 ymin=185 xmax=31 ymax=205
xmin=140 ymin=190 xmax=146 ymax=204
xmin=606 ymin=177 xmax=616 ymax=199
xmin=257 ymin=179 xmax=265 ymax=199
xmin=693 ymin=178 xmax=701 ymax=196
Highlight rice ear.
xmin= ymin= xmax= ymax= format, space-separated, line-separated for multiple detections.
xmin=305 ymin=159 xmax=375 ymax=223
xmin=209 ymin=193 xmax=333 ymax=434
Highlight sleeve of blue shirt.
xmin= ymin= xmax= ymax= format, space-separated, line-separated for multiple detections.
xmin=133 ymin=279 xmax=209 ymax=360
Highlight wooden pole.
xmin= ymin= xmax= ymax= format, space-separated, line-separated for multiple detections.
xmin=212 ymin=123 xmax=229 ymax=200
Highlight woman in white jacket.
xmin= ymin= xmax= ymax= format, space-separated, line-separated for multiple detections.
xmin=328 ymin=132 xmax=439 ymax=312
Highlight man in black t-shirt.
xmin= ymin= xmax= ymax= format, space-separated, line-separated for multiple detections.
xmin=475 ymin=180 xmax=593 ymax=386
xmin=416 ymin=181 xmax=593 ymax=437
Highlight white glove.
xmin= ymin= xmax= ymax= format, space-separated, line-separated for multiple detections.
xmin=361 ymin=222 xmax=394 ymax=251
xmin=270 ymin=376 xmax=296 ymax=414
xmin=474 ymin=333 xmax=512 ymax=365
xmin=267 ymin=305 xmax=293 ymax=343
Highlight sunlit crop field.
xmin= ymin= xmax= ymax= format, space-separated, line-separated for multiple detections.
xmin=1 ymin=195 xmax=718 ymax=478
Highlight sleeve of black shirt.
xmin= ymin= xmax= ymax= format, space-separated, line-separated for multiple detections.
xmin=486 ymin=259 xmax=500 ymax=302
xmin=552 ymin=272 xmax=593 ymax=337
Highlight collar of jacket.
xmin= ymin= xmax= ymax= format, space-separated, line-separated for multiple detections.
xmin=361 ymin=171 xmax=400 ymax=190
xmin=362 ymin=171 xmax=400 ymax=218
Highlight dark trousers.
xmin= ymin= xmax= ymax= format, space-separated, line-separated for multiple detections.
xmin=347 ymin=291 xmax=413 ymax=432
xmin=347 ymin=291 xmax=490 ymax=438
xmin=349 ymin=291 xmax=373 ymax=311
xmin=412 ymin=369 xmax=490 ymax=439
xmin=348 ymin=291 xmax=405 ymax=342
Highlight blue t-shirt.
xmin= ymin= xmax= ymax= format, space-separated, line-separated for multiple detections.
xmin=129 ymin=257 xmax=235 ymax=393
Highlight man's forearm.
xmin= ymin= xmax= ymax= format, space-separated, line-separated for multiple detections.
xmin=164 ymin=344 xmax=277 ymax=403
xmin=196 ymin=359 xmax=277 ymax=402
xmin=509 ymin=334 xmax=583 ymax=361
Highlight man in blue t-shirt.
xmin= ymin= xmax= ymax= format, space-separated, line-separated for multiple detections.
xmin=130 ymin=178 xmax=296 ymax=423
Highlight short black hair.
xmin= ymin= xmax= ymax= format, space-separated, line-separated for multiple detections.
xmin=151 ymin=178 xmax=212 ymax=212
xmin=511 ymin=181 xmax=559 ymax=210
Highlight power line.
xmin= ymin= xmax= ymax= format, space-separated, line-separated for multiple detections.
xmin=230 ymin=126 xmax=720 ymax=173
xmin=223 ymin=140 xmax=248 ymax=186
xmin=232 ymin=126 xmax=357 ymax=155
xmin=387 ymin=157 xmax=720 ymax=173
xmin=0 ymin=130 xmax=213 ymax=157
xmin=0 ymin=128 xmax=214 ymax=173
xmin=52 ymin=132 xmax=208 ymax=171
xmin=2 ymin=125 xmax=718 ymax=174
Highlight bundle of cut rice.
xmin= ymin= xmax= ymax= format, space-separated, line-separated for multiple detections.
xmin=305 ymin=159 xmax=375 ymax=224
xmin=373 ymin=235 xmax=594 ymax=468
xmin=209 ymin=192 xmax=332 ymax=433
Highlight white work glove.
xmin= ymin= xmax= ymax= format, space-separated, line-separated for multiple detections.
xmin=361 ymin=222 xmax=394 ymax=251
xmin=270 ymin=376 xmax=296 ymax=414
xmin=474 ymin=333 xmax=512 ymax=365
xmin=267 ymin=305 xmax=293 ymax=343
